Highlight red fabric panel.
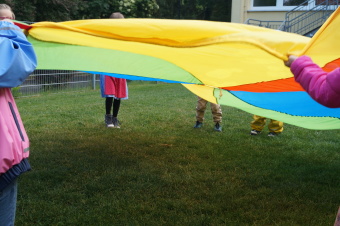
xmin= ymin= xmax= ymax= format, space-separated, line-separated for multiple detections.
xmin=14 ymin=22 xmax=32 ymax=30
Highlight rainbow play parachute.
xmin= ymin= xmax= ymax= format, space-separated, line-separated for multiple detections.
xmin=17 ymin=7 xmax=340 ymax=130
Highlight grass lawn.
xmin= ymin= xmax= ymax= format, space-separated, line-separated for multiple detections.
xmin=15 ymin=82 xmax=340 ymax=225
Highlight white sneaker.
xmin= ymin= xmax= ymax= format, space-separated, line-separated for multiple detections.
xmin=105 ymin=114 xmax=114 ymax=128
xmin=250 ymin=129 xmax=261 ymax=135
xmin=113 ymin=117 xmax=120 ymax=128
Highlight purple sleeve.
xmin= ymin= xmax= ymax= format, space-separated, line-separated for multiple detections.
xmin=290 ymin=55 xmax=340 ymax=108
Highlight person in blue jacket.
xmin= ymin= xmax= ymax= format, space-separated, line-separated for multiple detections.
xmin=0 ymin=4 xmax=37 ymax=225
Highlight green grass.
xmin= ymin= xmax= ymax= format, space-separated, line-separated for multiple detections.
xmin=15 ymin=82 xmax=340 ymax=225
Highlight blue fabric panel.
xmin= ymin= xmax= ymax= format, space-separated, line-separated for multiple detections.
xmin=230 ymin=91 xmax=340 ymax=118
xmin=82 ymin=71 xmax=193 ymax=84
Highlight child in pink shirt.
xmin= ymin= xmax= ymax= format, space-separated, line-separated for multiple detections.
xmin=285 ymin=55 xmax=340 ymax=108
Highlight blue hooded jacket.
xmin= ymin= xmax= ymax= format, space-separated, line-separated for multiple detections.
xmin=0 ymin=21 xmax=37 ymax=190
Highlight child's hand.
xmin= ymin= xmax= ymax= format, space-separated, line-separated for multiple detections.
xmin=284 ymin=55 xmax=298 ymax=67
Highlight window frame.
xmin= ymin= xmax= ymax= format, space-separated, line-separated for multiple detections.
xmin=250 ymin=0 xmax=315 ymax=11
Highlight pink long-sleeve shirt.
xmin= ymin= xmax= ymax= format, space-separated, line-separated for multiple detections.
xmin=291 ymin=55 xmax=340 ymax=108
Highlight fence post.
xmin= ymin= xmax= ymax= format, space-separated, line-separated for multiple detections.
xmin=92 ymin=74 xmax=97 ymax=90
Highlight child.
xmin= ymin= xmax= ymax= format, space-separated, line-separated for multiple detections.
xmin=0 ymin=4 xmax=37 ymax=224
xmin=194 ymin=96 xmax=222 ymax=132
xmin=0 ymin=3 xmax=14 ymax=20
xmin=100 ymin=12 xmax=128 ymax=128
xmin=250 ymin=115 xmax=283 ymax=136
xmin=285 ymin=55 xmax=340 ymax=108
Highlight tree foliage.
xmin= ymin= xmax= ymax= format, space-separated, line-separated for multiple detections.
xmin=155 ymin=0 xmax=231 ymax=21
xmin=0 ymin=0 xmax=231 ymax=22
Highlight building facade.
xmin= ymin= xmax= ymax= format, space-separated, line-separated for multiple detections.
xmin=231 ymin=0 xmax=339 ymax=23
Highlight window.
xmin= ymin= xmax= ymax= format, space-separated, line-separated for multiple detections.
xmin=251 ymin=0 xmax=318 ymax=10
xmin=251 ymin=0 xmax=339 ymax=11
xmin=316 ymin=0 xmax=339 ymax=5
xmin=283 ymin=0 xmax=307 ymax=6
xmin=253 ymin=0 xmax=276 ymax=6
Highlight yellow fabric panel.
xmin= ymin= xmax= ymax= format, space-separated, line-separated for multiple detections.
xmin=29 ymin=19 xmax=310 ymax=87
xmin=31 ymin=19 xmax=307 ymax=48
xmin=182 ymin=84 xmax=217 ymax=104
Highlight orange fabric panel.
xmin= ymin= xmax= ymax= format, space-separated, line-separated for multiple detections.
xmin=323 ymin=58 xmax=340 ymax=72
xmin=222 ymin=77 xmax=304 ymax=92
xmin=224 ymin=58 xmax=340 ymax=92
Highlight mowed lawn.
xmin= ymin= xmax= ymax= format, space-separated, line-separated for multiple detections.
xmin=15 ymin=82 xmax=340 ymax=225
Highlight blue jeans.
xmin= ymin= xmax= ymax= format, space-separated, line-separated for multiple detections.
xmin=0 ymin=179 xmax=17 ymax=226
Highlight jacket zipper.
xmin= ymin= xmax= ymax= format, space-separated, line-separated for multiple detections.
xmin=8 ymin=101 xmax=25 ymax=141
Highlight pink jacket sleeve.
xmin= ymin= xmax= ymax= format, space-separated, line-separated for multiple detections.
xmin=290 ymin=55 xmax=340 ymax=108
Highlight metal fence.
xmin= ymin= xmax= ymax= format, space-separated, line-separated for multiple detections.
xmin=15 ymin=70 xmax=100 ymax=98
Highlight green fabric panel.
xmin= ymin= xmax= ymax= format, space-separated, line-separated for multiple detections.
xmin=28 ymin=37 xmax=201 ymax=84
xmin=214 ymin=89 xmax=340 ymax=130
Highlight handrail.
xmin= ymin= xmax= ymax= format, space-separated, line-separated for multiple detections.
xmin=246 ymin=0 xmax=339 ymax=36
xmin=278 ymin=0 xmax=339 ymax=35
xmin=245 ymin=19 xmax=283 ymax=30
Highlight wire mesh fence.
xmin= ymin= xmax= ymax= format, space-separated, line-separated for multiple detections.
xmin=15 ymin=70 xmax=100 ymax=98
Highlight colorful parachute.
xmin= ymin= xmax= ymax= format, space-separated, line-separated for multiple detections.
xmin=18 ymin=7 xmax=340 ymax=130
